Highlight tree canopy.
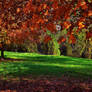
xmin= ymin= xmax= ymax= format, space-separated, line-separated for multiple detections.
xmin=0 ymin=0 xmax=92 ymax=58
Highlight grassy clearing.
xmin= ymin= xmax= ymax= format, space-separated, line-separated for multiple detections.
xmin=0 ymin=51 xmax=92 ymax=80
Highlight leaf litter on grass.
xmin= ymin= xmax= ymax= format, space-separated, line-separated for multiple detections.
xmin=0 ymin=76 xmax=92 ymax=92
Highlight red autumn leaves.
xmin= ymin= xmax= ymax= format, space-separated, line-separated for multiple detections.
xmin=58 ymin=37 xmax=66 ymax=44
xmin=58 ymin=34 xmax=76 ymax=44
xmin=86 ymin=32 xmax=92 ymax=39
xmin=44 ymin=35 xmax=52 ymax=43
xmin=46 ymin=23 xmax=57 ymax=33
xmin=1 ymin=0 xmax=91 ymax=46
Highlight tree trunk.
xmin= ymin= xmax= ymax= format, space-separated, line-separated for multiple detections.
xmin=80 ymin=42 xmax=86 ymax=56
xmin=1 ymin=49 xmax=4 ymax=59
xmin=88 ymin=38 xmax=92 ymax=59
xmin=88 ymin=47 xmax=91 ymax=59
xmin=67 ymin=44 xmax=73 ymax=56
xmin=0 ymin=42 xmax=5 ymax=59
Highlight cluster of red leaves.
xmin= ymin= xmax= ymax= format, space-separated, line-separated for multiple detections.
xmin=8 ymin=30 xmax=28 ymax=44
xmin=46 ymin=23 xmax=57 ymax=33
xmin=69 ymin=34 xmax=76 ymax=44
xmin=63 ymin=21 xmax=71 ymax=30
xmin=0 ymin=76 xmax=92 ymax=92
xmin=86 ymin=32 xmax=92 ymax=39
xmin=58 ymin=37 xmax=66 ymax=44
xmin=44 ymin=35 xmax=52 ymax=43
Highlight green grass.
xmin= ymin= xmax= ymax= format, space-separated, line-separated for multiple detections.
xmin=0 ymin=51 xmax=92 ymax=79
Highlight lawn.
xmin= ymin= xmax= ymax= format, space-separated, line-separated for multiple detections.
xmin=0 ymin=51 xmax=92 ymax=80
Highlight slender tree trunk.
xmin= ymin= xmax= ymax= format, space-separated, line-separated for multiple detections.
xmin=0 ymin=42 xmax=5 ymax=59
xmin=67 ymin=44 xmax=73 ymax=56
xmin=88 ymin=47 xmax=91 ymax=59
xmin=88 ymin=38 xmax=92 ymax=59
xmin=80 ymin=42 xmax=86 ymax=56
xmin=1 ymin=49 xmax=4 ymax=59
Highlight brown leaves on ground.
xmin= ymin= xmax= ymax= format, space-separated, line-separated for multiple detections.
xmin=0 ymin=76 xmax=92 ymax=92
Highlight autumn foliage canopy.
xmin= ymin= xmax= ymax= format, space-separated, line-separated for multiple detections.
xmin=0 ymin=0 xmax=92 ymax=46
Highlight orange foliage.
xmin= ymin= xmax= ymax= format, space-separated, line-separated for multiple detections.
xmin=0 ymin=0 xmax=92 ymax=46
xmin=86 ymin=32 xmax=92 ymax=39
xmin=58 ymin=37 xmax=66 ymax=44
xmin=37 ymin=18 xmax=44 ymax=24
xmin=52 ymin=0 xmax=58 ymax=9
xmin=22 ymin=22 xmax=28 ymax=30
xmin=44 ymin=35 xmax=52 ymax=43
xmin=78 ymin=22 xmax=85 ymax=29
xmin=30 ymin=26 xmax=34 ymax=31
xmin=0 ymin=44 xmax=2 ymax=48
xmin=46 ymin=23 xmax=56 ymax=33
xmin=69 ymin=34 xmax=76 ymax=44
xmin=88 ymin=11 xmax=92 ymax=16
xmin=63 ymin=21 xmax=71 ymax=29
xmin=16 ymin=8 xmax=21 ymax=13
xmin=80 ymin=1 xmax=88 ymax=10
xmin=0 ymin=19 xmax=2 ymax=25
xmin=44 ymin=10 xmax=49 ymax=16
xmin=43 ymin=4 xmax=47 ymax=9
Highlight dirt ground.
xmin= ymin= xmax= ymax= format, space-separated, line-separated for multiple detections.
xmin=0 ymin=76 xmax=92 ymax=92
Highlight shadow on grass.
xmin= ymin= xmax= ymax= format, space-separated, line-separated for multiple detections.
xmin=0 ymin=61 xmax=92 ymax=80
xmin=0 ymin=53 xmax=92 ymax=79
xmin=0 ymin=58 xmax=24 ymax=62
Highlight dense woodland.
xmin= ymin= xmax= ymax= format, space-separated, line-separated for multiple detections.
xmin=0 ymin=0 xmax=92 ymax=91
xmin=0 ymin=0 xmax=92 ymax=59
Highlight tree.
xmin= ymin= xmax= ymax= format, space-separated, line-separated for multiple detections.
xmin=0 ymin=0 xmax=92 ymax=59
xmin=0 ymin=0 xmax=41 ymax=59
xmin=22 ymin=0 xmax=92 ymax=56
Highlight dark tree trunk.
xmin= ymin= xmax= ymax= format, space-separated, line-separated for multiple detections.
xmin=0 ymin=42 xmax=5 ymax=60
xmin=1 ymin=49 xmax=4 ymax=59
